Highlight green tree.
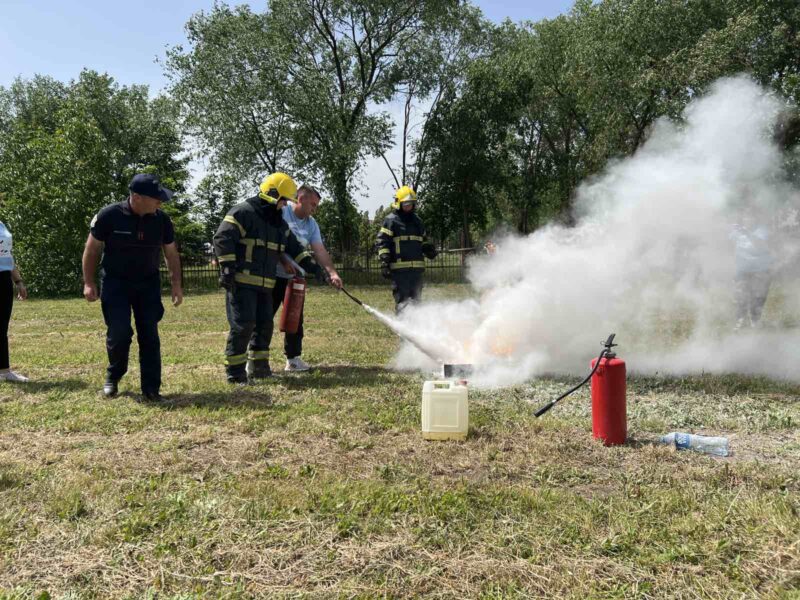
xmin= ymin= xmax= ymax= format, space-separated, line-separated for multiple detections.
xmin=191 ymin=172 xmax=242 ymax=247
xmin=267 ymin=0 xmax=470 ymax=251
xmin=421 ymin=0 xmax=800 ymax=241
xmin=0 ymin=71 xmax=188 ymax=295
xmin=168 ymin=0 xmax=471 ymax=252
xmin=165 ymin=5 xmax=297 ymax=184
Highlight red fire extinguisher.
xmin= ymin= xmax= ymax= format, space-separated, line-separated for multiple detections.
xmin=279 ymin=276 xmax=306 ymax=334
xmin=534 ymin=334 xmax=627 ymax=446
xmin=590 ymin=349 xmax=626 ymax=446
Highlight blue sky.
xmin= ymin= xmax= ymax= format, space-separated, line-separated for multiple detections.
xmin=1 ymin=0 xmax=574 ymax=92
xmin=1 ymin=0 xmax=575 ymax=211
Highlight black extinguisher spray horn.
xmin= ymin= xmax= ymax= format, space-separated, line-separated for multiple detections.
xmin=534 ymin=334 xmax=617 ymax=418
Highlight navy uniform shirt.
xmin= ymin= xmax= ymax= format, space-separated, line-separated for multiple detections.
xmin=90 ymin=199 xmax=175 ymax=280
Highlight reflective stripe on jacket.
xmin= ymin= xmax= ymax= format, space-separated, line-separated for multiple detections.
xmin=213 ymin=197 xmax=311 ymax=291
xmin=376 ymin=210 xmax=434 ymax=271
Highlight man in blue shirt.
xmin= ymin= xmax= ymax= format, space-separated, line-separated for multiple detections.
xmin=730 ymin=208 xmax=774 ymax=329
xmin=268 ymin=185 xmax=342 ymax=371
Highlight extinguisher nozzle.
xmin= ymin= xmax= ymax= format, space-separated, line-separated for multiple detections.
xmin=534 ymin=401 xmax=556 ymax=418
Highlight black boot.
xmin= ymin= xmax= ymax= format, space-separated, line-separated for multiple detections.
xmin=248 ymin=360 xmax=273 ymax=380
xmin=226 ymin=365 xmax=248 ymax=385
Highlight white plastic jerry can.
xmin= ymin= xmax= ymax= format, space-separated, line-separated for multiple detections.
xmin=421 ymin=380 xmax=469 ymax=441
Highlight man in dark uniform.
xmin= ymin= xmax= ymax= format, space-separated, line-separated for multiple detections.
xmin=213 ymin=172 xmax=318 ymax=384
xmin=376 ymin=185 xmax=437 ymax=313
xmin=82 ymin=174 xmax=183 ymax=402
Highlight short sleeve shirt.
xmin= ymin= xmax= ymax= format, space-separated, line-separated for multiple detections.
xmin=90 ymin=199 xmax=175 ymax=280
xmin=0 ymin=222 xmax=14 ymax=272
xmin=276 ymin=202 xmax=323 ymax=278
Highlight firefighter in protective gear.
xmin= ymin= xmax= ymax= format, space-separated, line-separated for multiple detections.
xmin=213 ymin=172 xmax=319 ymax=383
xmin=376 ymin=186 xmax=437 ymax=313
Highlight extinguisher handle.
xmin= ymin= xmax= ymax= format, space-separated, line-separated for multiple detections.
xmin=534 ymin=401 xmax=556 ymax=417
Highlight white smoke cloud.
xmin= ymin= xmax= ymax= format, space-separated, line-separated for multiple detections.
xmin=392 ymin=76 xmax=800 ymax=386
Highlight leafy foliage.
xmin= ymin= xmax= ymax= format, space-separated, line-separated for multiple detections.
xmin=421 ymin=0 xmax=800 ymax=246
xmin=167 ymin=0 xmax=476 ymax=251
xmin=190 ymin=172 xmax=242 ymax=249
xmin=0 ymin=71 xmax=189 ymax=295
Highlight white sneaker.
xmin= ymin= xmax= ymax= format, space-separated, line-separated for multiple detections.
xmin=285 ymin=357 xmax=311 ymax=372
xmin=0 ymin=370 xmax=29 ymax=382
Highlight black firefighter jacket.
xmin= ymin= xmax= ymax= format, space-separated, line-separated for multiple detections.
xmin=376 ymin=209 xmax=436 ymax=271
xmin=213 ymin=197 xmax=316 ymax=291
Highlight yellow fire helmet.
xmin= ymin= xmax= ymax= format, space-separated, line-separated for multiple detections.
xmin=259 ymin=172 xmax=297 ymax=204
xmin=392 ymin=185 xmax=417 ymax=210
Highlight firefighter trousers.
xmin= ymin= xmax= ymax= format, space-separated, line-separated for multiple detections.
xmin=391 ymin=270 xmax=424 ymax=314
xmin=224 ymin=286 xmax=274 ymax=380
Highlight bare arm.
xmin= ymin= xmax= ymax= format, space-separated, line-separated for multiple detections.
xmin=163 ymin=242 xmax=183 ymax=307
xmin=311 ymin=241 xmax=342 ymax=289
xmin=82 ymin=234 xmax=104 ymax=302
xmin=10 ymin=267 xmax=26 ymax=300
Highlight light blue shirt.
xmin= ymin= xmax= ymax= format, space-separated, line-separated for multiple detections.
xmin=730 ymin=224 xmax=773 ymax=275
xmin=0 ymin=222 xmax=15 ymax=272
xmin=277 ymin=202 xmax=323 ymax=279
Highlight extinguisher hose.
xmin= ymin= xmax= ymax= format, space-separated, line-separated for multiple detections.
xmin=534 ymin=334 xmax=616 ymax=417
xmin=339 ymin=286 xmax=364 ymax=306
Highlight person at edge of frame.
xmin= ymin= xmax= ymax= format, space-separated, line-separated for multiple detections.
xmin=0 ymin=219 xmax=29 ymax=382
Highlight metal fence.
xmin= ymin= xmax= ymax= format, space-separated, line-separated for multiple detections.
xmin=169 ymin=250 xmax=471 ymax=291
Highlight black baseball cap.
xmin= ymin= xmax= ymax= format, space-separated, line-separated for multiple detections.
xmin=129 ymin=173 xmax=173 ymax=202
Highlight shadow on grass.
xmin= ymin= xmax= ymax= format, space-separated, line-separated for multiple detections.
xmin=119 ymin=388 xmax=276 ymax=411
xmin=0 ymin=378 xmax=89 ymax=394
xmin=277 ymin=365 xmax=397 ymax=390
xmin=620 ymin=434 xmax=661 ymax=450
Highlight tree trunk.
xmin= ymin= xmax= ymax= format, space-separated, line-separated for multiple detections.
xmin=460 ymin=202 xmax=471 ymax=266
xmin=331 ymin=166 xmax=353 ymax=255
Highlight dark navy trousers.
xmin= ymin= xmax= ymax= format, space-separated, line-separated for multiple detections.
xmin=101 ymin=275 xmax=164 ymax=393
xmin=391 ymin=270 xmax=424 ymax=313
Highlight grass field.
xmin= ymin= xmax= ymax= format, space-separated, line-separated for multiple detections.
xmin=0 ymin=285 xmax=798 ymax=599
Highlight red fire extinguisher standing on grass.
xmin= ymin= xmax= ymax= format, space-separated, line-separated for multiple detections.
xmin=590 ymin=343 xmax=626 ymax=446
xmin=279 ymin=276 xmax=306 ymax=334
xmin=534 ymin=334 xmax=627 ymax=446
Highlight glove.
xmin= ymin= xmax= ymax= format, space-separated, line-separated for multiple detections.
xmin=219 ymin=265 xmax=236 ymax=291
xmin=423 ymin=247 xmax=438 ymax=260
xmin=381 ymin=262 xmax=392 ymax=280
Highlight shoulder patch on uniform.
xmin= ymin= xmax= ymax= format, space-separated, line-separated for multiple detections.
xmin=90 ymin=214 xmax=98 ymax=229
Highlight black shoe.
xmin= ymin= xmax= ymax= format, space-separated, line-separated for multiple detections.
xmin=227 ymin=375 xmax=249 ymax=385
xmin=141 ymin=391 xmax=163 ymax=402
xmin=103 ymin=378 xmax=119 ymax=398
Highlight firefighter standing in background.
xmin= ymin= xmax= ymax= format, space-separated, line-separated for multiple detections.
xmin=376 ymin=186 xmax=438 ymax=313
xmin=213 ymin=172 xmax=318 ymax=384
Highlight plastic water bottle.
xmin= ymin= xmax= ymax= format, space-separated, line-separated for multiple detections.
xmin=660 ymin=432 xmax=729 ymax=457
